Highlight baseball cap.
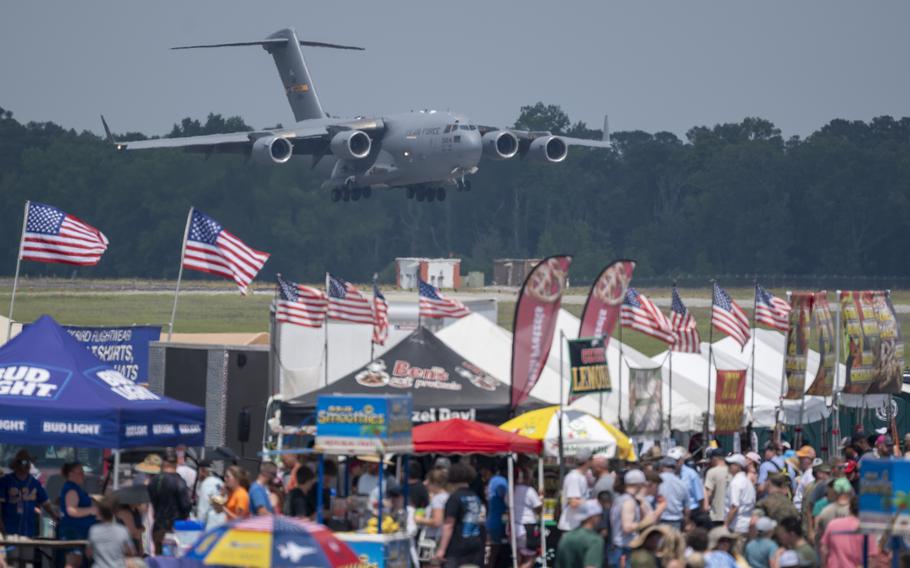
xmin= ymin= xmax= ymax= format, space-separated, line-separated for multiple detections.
xmin=746 ymin=451 xmax=762 ymax=465
xmin=795 ymin=445 xmax=816 ymax=459
xmin=667 ymin=446 xmax=687 ymax=461
xmin=844 ymin=460 xmax=858 ymax=474
xmin=814 ymin=463 xmax=832 ymax=475
xmin=575 ymin=448 xmax=593 ymax=462
xmin=756 ymin=517 xmax=777 ymax=533
xmin=659 ymin=457 xmax=678 ymax=469
xmin=580 ymin=499 xmax=603 ymax=520
xmin=876 ymin=435 xmax=894 ymax=446
xmin=725 ymin=454 xmax=747 ymax=468
xmin=624 ymin=469 xmax=646 ymax=485
xmin=197 ymin=458 xmax=213 ymax=468
xmin=781 ymin=441 xmax=792 ymax=450
xmin=833 ymin=478 xmax=854 ymax=495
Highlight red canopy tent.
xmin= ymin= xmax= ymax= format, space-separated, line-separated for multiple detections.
xmin=412 ymin=418 xmax=541 ymax=455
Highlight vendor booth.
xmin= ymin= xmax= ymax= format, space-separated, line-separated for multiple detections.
xmin=0 ymin=315 xmax=205 ymax=483
xmin=281 ymin=327 xmax=542 ymax=426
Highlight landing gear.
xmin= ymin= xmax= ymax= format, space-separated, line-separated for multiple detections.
xmin=416 ymin=187 xmax=426 ymax=202
xmin=342 ymin=188 xmax=350 ymax=202
xmin=436 ymin=187 xmax=446 ymax=201
xmin=331 ymin=189 xmax=341 ymax=202
xmin=406 ymin=187 xmax=416 ymax=199
xmin=456 ymin=178 xmax=472 ymax=192
xmin=331 ymin=182 xmax=372 ymax=203
xmin=352 ymin=187 xmax=362 ymax=201
xmin=362 ymin=187 xmax=372 ymax=199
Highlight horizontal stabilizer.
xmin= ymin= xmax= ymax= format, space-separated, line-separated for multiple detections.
xmin=172 ymin=39 xmax=364 ymax=51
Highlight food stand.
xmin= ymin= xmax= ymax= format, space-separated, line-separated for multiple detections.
xmin=315 ymin=394 xmax=413 ymax=568
xmin=859 ymin=458 xmax=910 ymax=563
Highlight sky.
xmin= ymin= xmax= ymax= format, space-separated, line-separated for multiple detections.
xmin=2 ymin=1 xmax=909 ymax=139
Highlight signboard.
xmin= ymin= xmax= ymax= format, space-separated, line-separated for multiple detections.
xmin=62 ymin=325 xmax=161 ymax=383
xmin=568 ymin=338 xmax=611 ymax=396
xmin=842 ymin=291 xmax=879 ymax=394
xmin=783 ymin=293 xmax=812 ymax=400
xmin=315 ymin=394 xmax=413 ymax=453
xmin=859 ymin=459 xmax=910 ymax=534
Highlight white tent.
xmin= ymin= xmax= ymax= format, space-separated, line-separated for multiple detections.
xmin=437 ymin=311 xmax=704 ymax=430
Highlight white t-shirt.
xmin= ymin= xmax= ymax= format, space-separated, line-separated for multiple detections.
xmin=177 ymin=464 xmax=197 ymax=490
xmin=724 ymin=471 xmax=756 ymax=534
xmin=423 ymin=491 xmax=449 ymax=539
xmin=793 ymin=468 xmax=814 ymax=509
xmin=558 ymin=469 xmax=590 ymax=531
xmin=513 ymin=484 xmax=542 ymax=526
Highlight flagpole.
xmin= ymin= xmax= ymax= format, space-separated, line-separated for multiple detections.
xmin=706 ymin=281 xmax=715 ymax=445
xmin=558 ymin=330 xmax=566 ymax=482
xmin=370 ymin=275 xmax=377 ymax=361
xmin=795 ymin=291 xmax=808 ymax=448
xmin=269 ymin=281 xmax=280 ymax=395
xmin=324 ymin=272 xmax=330 ymax=386
xmin=668 ymin=349 xmax=673 ymax=434
xmin=167 ymin=207 xmax=193 ymax=341
xmin=776 ymin=290 xmax=792 ymax=446
xmin=749 ymin=279 xmax=759 ymax=422
xmin=6 ymin=201 xmax=29 ymax=341
xmin=832 ymin=289 xmax=842 ymax=456
xmin=618 ymin=323 xmax=624 ymax=431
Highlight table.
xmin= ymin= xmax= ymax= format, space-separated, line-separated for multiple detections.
xmin=0 ymin=537 xmax=88 ymax=568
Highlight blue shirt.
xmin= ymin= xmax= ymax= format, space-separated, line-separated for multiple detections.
xmin=59 ymin=480 xmax=95 ymax=539
xmin=680 ymin=464 xmax=705 ymax=510
xmin=485 ymin=475 xmax=508 ymax=535
xmin=249 ymin=482 xmax=274 ymax=515
xmin=745 ymin=537 xmax=778 ymax=568
xmin=0 ymin=473 xmax=48 ymax=536
xmin=658 ymin=472 xmax=689 ymax=522
xmin=757 ymin=456 xmax=795 ymax=488
xmin=704 ymin=550 xmax=739 ymax=568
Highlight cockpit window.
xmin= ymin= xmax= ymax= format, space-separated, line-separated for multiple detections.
xmin=469 ymin=125 xmax=477 ymax=130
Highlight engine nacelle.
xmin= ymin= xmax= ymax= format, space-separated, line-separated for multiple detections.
xmin=251 ymin=136 xmax=293 ymax=165
xmin=330 ymin=130 xmax=372 ymax=160
xmin=527 ymin=136 xmax=568 ymax=163
xmin=481 ymin=130 xmax=519 ymax=160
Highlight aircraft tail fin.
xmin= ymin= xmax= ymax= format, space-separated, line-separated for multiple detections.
xmin=172 ymin=28 xmax=364 ymax=122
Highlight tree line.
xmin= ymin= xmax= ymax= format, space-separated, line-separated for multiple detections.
xmin=0 ymin=104 xmax=908 ymax=286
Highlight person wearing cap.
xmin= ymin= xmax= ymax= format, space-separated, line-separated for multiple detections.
xmin=842 ymin=459 xmax=859 ymax=493
xmin=434 ymin=462 xmax=484 ymax=568
xmin=668 ymin=446 xmax=704 ymax=521
xmin=704 ymin=449 xmax=730 ymax=527
xmin=744 ymin=517 xmax=778 ymax=568
xmin=814 ymin=478 xmax=854 ymax=544
xmin=874 ymin=434 xmax=895 ymax=460
xmin=756 ymin=474 xmax=798 ymax=524
xmin=657 ymin=457 xmax=689 ymax=531
xmin=555 ymin=499 xmax=604 ymax=568
xmin=0 ymin=449 xmax=58 ymax=537
xmin=757 ymin=442 xmax=795 ymax=497
xmin=773 ymin=516 xmax=818 ymax=567
xmin=801 ymin=461 xmax=831 ymax=540
xmin=723 ymin=454 xmax=755 ymax=536
xmin=609 ymin=469 xmax=666 ymax=567
xmin=792 ymin=446 xmax=816 ymax=510
xmin=704 ymin=526 xmax=739 ymax=568
xmin=557 ymin=448 xmax=593 ymax=532
xmin=194 ymin=459 xmax=222 ymax=524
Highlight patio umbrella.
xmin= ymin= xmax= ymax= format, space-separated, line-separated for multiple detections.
xmin=500 ymin=406 xmax=636 ymax=460
xmin=184 ymin=516 xmax=361 ymax=568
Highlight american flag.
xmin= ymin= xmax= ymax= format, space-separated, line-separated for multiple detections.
xmin=372 ymin=284 xmax=390 ymax=345
xmin=754 ymin=284 xmax=790 ymax=332
xmin=670 ymin=286 xmax=701 ymax=353
xmin=183 ymin=209 xmax=270 ymax=293
xmin=275 ymin=274 xmax=327 ymax=328
xmin=712 ymin=282 xmax=751 ymax=347
xmin=418 ymin=279 xmax=470 ymax=319
xmin=20 ymin=202 xmax=109 ymax=266
xmin=327 ymin=274 xmax=374 ymax=324
xmin=620 ymin=288 xmax=677 ymax=344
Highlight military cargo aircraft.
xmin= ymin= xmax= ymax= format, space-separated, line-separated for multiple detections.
xmin=105 ymin=28 xmax=610 ymax=203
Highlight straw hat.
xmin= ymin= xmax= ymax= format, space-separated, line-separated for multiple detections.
xmin=630 ymin=524 xmax=673 ymax=549
xmin=135 ymin=454 xmax=163 ymax=474
xmin=357 ymin=455 xmax=393 ymax=465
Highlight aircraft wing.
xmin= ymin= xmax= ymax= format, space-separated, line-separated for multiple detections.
xmin=477 ymin=125 xmax=611 ymax=148
xmin=105 ymin=117 xmax=385 ymax=156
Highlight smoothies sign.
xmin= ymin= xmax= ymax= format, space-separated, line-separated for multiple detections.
xmin=859 ymin=459 xmax=910 ymax=534
xmin=315 ymin=394 xmax=413 ymax=453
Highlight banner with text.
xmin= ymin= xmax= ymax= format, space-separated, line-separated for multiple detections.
xmin=806 ymin=292 xmax=836 ymax=396
xmin=715 ymin=369 xmax=746 ymax=434
xmin=783 ymin=293 xmax=813 ymax=400
xmin=568 ymin=338 xmax=611 ymax=397
xmin=842 ymin=291 xmax=879 ymax=394
xmin=63 ymin=325 xmax=161 ymax=383
xmin=510 ymin=255 xmax=572 ymax=409
xmin=579 ymin=260 xmax=635 ymax=347
xmin=868 ymin=291 xmax=904 ymax=394
xmin=629 ymin=367 xmax=662 ymax=435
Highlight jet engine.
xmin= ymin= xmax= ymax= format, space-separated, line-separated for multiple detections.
xmin=330 ymin=130 xmax=372 ymax=160
xmin=527 ymin=136 xmax=568 ymax=163
xmin=481 ymin=130 xmax=519 ymax=160
xmin=251 ymin=136 xmax=293 ymax=165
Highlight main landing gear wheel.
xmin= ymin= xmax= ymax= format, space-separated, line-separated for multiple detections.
xmin=331 ymin=189 xmax=341 ymax=202
xmin=352 ymin=187 xmax=362 ymax=201
xmin=406 ymin=187 xmax=416 ymax=199
xmin=416 ymin=187 xmax=426 ymax=202
xmin=427 ymin=188 xmax=436 ymax=202
xmin=436 ymin=187 xmax=446 ymax=201
xmin=342 ymin=188 xmax=351 ymax=202
xmin=362 ymin=187 xmax=372 ymax=199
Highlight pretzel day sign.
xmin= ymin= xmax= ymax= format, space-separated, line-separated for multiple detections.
xmin=714 ymin=369 xmax=746 ymax=434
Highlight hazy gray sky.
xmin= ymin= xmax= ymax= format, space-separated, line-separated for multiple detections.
xmin=3 ymin=1 xmax=908 ymax=139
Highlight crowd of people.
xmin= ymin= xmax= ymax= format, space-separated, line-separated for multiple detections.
xmin=0 ymin=431 xmax=906 ymax=567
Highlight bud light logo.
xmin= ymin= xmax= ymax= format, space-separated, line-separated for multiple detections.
xmin=91 ymin=368 xmax=160 ymax=401
xmin=0 ymin=365 xmax=70 ymax=398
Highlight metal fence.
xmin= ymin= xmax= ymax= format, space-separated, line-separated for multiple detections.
xmin=628 ymin=274 xmax=910 ymax=290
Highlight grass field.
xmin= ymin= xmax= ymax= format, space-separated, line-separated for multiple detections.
xmin=4 ymin=282 xmax=909 ymax=355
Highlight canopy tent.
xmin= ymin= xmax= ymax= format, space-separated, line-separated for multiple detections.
xmin=501 ymin=406 xmax=636 ymax=461
xmin=437 ymin=311 xmax=704 ymax=430
xmin=412 ymin=418 xmax=542 ymax=455
xmin=0 ymin=315 xmax=205 ymax=449
xmin=281 ymin=326 xmax=543 ymax=426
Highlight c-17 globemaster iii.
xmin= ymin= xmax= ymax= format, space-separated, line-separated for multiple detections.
xmin=104 ymin=27 xmax=610 ymax=203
